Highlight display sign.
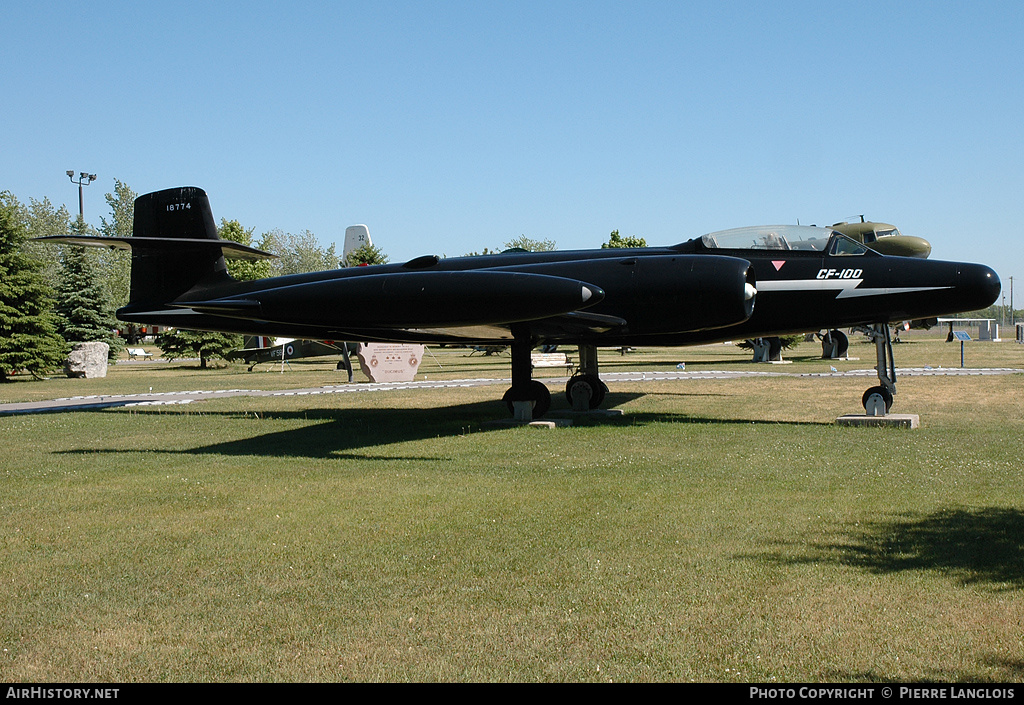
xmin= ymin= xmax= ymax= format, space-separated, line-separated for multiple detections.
xmin=356 ymin=343 xmax=424 ymax=382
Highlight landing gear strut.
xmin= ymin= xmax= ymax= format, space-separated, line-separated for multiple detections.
xmin=337 ymin=342 xmax=354 ymax=383
xmin=565 ymin=343 xmax=608 ymax=410
xmin=861 ymin=323 xmax=895 ymax=415
xmin=502 ymin=325 xmax=551 ymax=420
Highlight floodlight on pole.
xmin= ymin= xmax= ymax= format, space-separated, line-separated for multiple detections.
xmin=66 ymin=170 xmax=97 ymax=220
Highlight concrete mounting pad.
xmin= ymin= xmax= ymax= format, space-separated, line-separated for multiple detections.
xmin=484 ymin=417 xmax=573 ymax=429
xmin=835 ymin=413 xmax=920 ymax=429
xmin=549 ymin=408 xmax=624 ymax=419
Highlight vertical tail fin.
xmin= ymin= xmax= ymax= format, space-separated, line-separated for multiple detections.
xmin=33 ymin=186 xmax=273 ymax=313
xmin=342 ymin=225 xmax=371 ymax=266
xmin=128 ymin=187 xmax=231 ymax=306
xmin=242 ymin=335 xmax=274 ymax=349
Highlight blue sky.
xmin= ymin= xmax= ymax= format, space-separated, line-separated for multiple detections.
xmin=4 ymin=1 xmax=1022 ymax=304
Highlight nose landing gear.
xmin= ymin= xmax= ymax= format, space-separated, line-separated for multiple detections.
xmin=861 ymin=323 xmax=896 ymax=415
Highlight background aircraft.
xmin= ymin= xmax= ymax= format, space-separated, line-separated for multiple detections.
xmin=830 ymin=217 xmax=932 ymax=259
xmin=227 ymin=336 xmax=356 ymax=373
xmin=41 ymin=187 xmax=1000 ymax=419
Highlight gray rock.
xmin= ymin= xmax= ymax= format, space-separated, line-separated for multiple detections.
xmin=65 ymin=342 xmax=110 ymax=379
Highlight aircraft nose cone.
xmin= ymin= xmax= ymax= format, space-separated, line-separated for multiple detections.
xmin=960 ymin=263 xmax=1001 ymax=310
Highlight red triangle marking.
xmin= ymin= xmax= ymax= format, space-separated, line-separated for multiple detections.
xmin=772 ymin=260 xmax=786 ymax=271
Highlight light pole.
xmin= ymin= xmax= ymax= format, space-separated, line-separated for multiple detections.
xmin=1010 ymin=276 xmax=1014 ymax=328
xmin=66 ymin=171 xmax=97 ymax=220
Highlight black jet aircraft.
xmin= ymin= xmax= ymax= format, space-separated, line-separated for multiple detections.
xmin=41 ymin=187 xmax=1000 ymax=419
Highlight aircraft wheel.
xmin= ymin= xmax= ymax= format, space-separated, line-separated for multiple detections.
xmin=565 ymin=374 xmax=606 ymax=409
xmin=862 ymin=386 xmax=894 ymax=414
xmin=830 ymin=330 xmax=849 ymax=357
xmin=503 ymin=380 xmax=552 ymax=418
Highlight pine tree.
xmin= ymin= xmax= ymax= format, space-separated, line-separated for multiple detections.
xmin=156 ymin=328 xmax=242 ymax=369
xmin=0 ymin=192 xmax=66 ymax=380
xmin=54 ymin=219 xmax=124 ymax=360
xmin=342 ymin=241 xmax=389 ymax=267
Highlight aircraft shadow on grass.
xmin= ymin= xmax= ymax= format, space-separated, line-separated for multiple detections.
xmin=57 ymin=391 xmax=827 ymax=460
xmin=822 ymin=658 xmax=1024 ymax=685
xmin=760 ymin=507 xmax=1024 ymax=591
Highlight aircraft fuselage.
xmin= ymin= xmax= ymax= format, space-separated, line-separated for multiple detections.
xmin=119 ymin=225 xmax=999 ymax=349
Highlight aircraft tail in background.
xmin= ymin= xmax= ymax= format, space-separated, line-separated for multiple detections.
xmin=342 ymin=224 xmax=371 ymax=265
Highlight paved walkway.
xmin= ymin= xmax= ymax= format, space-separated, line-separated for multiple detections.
xmin=2 ymin=367 xmax=1020 ymax=416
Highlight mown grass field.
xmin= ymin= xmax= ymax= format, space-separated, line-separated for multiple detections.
xmin=1 ymin=333 xmax=1022 ymax=682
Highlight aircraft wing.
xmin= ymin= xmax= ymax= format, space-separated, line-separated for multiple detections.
xmin=374 ymin=311 xmax=628 ymax=345
xmin=530 ymin=311 xmax=629 ymax=337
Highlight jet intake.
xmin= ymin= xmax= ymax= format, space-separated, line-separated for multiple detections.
xmin=630 ymin=255 xmax=757 ymax=334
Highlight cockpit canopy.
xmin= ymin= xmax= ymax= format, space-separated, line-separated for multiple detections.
xmin=699 ymin=225 xmax=871 ymax=256
xmin=873 ymin=227 xmax=901 ymax=240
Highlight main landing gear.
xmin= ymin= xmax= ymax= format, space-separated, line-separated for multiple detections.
xmin=564 ymin=343 xmax=607 ymax=410
xmin=861 ymin=323 xmax=896 ymax=415
xmin=502 ymin=325 xmax=552 ymax=420
xmin=820 ymin=329 xmax=850 ymax=359
xmin=501 ymin=333 xmax=608 ymax=420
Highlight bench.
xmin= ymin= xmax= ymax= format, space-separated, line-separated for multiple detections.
xmin=531 ymin=352 xmax=573 ymax=372
xmin=127 ymin=347 xmax=153 ymax=360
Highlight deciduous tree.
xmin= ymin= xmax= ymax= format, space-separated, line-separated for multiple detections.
xmin=220 ymin=219 xmax=272 ymax=281
xmin=602 ymin=229 xmax=647 ymax=248
xmin=263 ymin=228 xmax=339 ymax=275
xmin=98 ymin=179 xmax=136 ymax=309
xmin=503 ymin=235 xmax=557 ymax=252
xmin=21 ymin=196 xmax=71 ymax=291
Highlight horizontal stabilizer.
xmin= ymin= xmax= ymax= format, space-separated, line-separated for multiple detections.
xmin=32 ymin=235 xmax=276 ymax=261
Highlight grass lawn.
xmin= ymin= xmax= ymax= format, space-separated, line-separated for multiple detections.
xmin=1 ymin=333 xmax=1022 ymax=681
